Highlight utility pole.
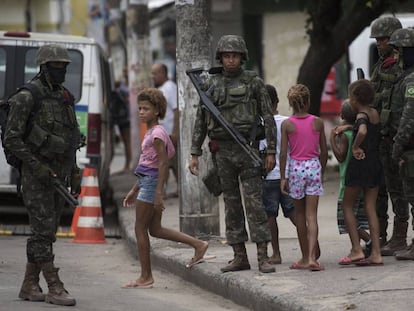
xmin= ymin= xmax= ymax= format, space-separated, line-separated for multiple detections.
xmin=107 ymin=0 xmax=126 ymax=80
xmin=176 ymin=0 xmax=220 ymax=237
xmin=126 ymin=0 xmax=152 ymax=163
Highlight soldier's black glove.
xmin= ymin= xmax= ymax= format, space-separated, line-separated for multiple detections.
xmin=33 ymin=162 xmax=52 ymax=184
xmin=70 ymin=173 xmax=82 ymax=196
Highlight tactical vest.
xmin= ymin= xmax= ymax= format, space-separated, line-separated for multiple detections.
xmin=371 ymin=60 xmax=403 ymax=113
xmin=382 ymin=67 xmax=414 ymax=137
xmin=205 ymin=70 xmax=259 ymax=140
xmin=24 ymin=80 xmax=79 ymax=168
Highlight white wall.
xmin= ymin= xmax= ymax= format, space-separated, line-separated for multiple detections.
xmin=262 ymin=12 xmax=308 ymax=116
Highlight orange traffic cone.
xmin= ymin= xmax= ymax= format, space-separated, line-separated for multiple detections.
xmin=70 ymin=206 xmax=81 ymax=236
xmin=72 ymin=167 xmax=106 ymax=244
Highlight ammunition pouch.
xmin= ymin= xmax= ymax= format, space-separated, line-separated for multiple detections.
xmin=400 ymin=150 xmax=414 ymax=178
xmin=202 ymin=166 xmax=222 ymax=196
xmin=27 ymin=123 xmax=68 ymax=158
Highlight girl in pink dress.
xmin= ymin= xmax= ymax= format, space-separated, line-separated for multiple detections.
xmin=280 ymin=84 xmax=328 ymax=271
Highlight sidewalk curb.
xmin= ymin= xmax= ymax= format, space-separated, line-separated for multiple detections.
xmin=117 ymin=205 xmax=306 ymax=311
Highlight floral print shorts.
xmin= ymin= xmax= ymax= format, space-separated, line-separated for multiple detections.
xmin=288 ymin=158 xmax=323 ymax=199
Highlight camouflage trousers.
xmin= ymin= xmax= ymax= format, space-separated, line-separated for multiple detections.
xmin=400 ymin=150 xmax=414 ymax=223
xmin=215 ymin=141 xmax=271 ymax=244
xmin=380 ymin=141 xmax=410 ymax=222
xmin=21 ymin=163 xmax=65 ymax=264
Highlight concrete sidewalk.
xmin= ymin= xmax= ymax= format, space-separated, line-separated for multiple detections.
xmin=110 ymin=148 xmax=414 ymax=311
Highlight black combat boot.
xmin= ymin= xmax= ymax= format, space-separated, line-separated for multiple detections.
xmin=257 ymin=242 xmax=275 ymax=273
xmin=18 ymin=262 xmax=45 ymax=301
xmin=41 ymin=261 xmax=76 ymax=306
xmin=381 ymin=219 xmax=408 ymax=256
xmin=221 ymin=243 xmax=251 ymax=273
xmin=395 ymin=238 xmax=414 ymax=260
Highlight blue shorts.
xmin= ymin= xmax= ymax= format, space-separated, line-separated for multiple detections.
xmin=262 ymin=179 xmax=294 ymax=218
xmin=136 ymin=174 xmax=158 ymax=204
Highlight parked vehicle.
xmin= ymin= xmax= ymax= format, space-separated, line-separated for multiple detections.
xmin=0 ymin=31 xmax=115 ymax=210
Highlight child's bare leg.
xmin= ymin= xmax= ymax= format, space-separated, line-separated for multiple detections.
xmin=149 ymin=210 xmax=208 ymax=262
xmin=267 ymin=217 xmax=281 ymax=264
xmin=293 ymin=198 xmax=309 ymax=266
xmin=343 ymin=187 xmax=365 ymax=260
xmin=364 ymin=187 xmax=383 ymax=263
xmin=305 ymin=195 xmax=320 ymax=266
xmin=120 ymin=127 xmax=132 ymax=171
xmin=129 ymin=201 xmax=155 ymax=287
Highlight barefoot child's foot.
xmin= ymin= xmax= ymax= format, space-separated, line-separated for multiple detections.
xmin=186 ymin=241 xmax=211 ymax=268
xmin=121 ymin=279 xmax=154 ymax=289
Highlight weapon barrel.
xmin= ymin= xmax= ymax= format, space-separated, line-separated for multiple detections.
xmin=52 ymin=178 xmax=79 ymax=208
xmin=186 ymin=70 xmax=263 ymax=168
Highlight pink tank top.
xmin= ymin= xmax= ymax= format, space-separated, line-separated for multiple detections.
xmin=288 ymin=115 xmax=320 ymax=160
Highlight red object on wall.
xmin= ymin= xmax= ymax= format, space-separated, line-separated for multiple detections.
xmin=320 ymin=66 xmax=342 ymax=119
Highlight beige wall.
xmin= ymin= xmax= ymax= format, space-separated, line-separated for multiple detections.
xmin=0 ymin=0 xmax=74 ymax=33
xmin=263 ymin=12 xmax=308 ymax=116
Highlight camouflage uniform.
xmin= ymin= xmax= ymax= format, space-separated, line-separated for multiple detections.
xmin=190 ymin=35 xmax=277 ymax=273
xmin=4 ymin=45 xmax=80 ymax=306
xmin=369 ymin=17 xmax=408 ymax=254
xmin=389 ymin=29 xmax=414 ymax=260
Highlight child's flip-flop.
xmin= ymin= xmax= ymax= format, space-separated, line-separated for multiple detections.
xmin=354 ymin=258 xmax=384 ymax=267
xmin=289 ymin=261 xmax=307 ymax=270
xmin=121 ymin=280 xmax=154 ymax=289
xmin=338 ymin=255 xmax=364 ymax=266
xmin=185 ymin=255 xmax=216 ymax=268
xmin=308 ymin=262 xmax=325 ymax=271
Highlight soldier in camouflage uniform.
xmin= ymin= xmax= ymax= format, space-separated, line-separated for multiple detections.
xmin=4 ymin=45 xmax=81 ymax=306
xmin=378 ymin=27 xmax=414 ymax=257
xmin=389 ymin=28 xmax=414 ymax=260
xmin=369 ymin=16 xmax=404 ymax=250
xmin=189 ymin=35 xmax=277 ymax=273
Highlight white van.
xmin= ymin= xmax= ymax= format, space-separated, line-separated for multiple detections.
xmin=0 ymin=31 xmax=114 ymax=208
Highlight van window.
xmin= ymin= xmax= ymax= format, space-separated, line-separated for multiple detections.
xmin=0 ymin=48 xmax=5 ymax=99
xmin=23 ymin=48 xmax=83 ymax=103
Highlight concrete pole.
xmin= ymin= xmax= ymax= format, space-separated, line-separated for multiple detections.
xmin=176 ymin=0 xmax=220 ymax=237
xmin=125 ymin=0 xmax=152 ymax=164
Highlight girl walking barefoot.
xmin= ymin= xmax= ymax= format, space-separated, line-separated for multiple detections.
xmin=122 ymin=88 xmax=209 ymax=288
xmin=341 ymin=79 xmax=384 ymax=266
xmin=280 ymin=84 xmax=328 ymax=271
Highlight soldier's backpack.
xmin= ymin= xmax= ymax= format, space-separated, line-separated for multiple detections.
xmin=0 ymin=83 xmax=43 ymax=170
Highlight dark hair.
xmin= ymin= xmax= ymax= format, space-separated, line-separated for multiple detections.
xmin=265 ymin=84 xmax=279 ymax=110
xmin=159 ymin=63 xmax=168 ymax=76
xmin=341 ymin=99 xmax=356 ymax=124
xmin=287 ymin=84 xmax=310 ymax=113
xmin=348 ymin=79 xmax=375 ymax=106
xmin=137 ymin=88 xmax=167 ymax=119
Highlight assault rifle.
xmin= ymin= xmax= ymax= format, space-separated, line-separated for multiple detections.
xmin=186 ymin=67 xmax=263 ymax=169
xmin=51 ymin=176 xmax=79 ymax=209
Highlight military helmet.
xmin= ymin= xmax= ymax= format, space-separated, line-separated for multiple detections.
xmin=36 ymin=44 xmax=71 ymax=66
xmin=388 ymin=28 xmax=414 ymax=47
xmin=370 ymin=16 xmax=402 ymax=38
xmin=215 ymin=35 xmax=249 ymax=61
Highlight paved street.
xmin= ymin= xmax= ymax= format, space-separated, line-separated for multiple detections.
xmin=111 ymin=143 xmax=414 ymax=311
